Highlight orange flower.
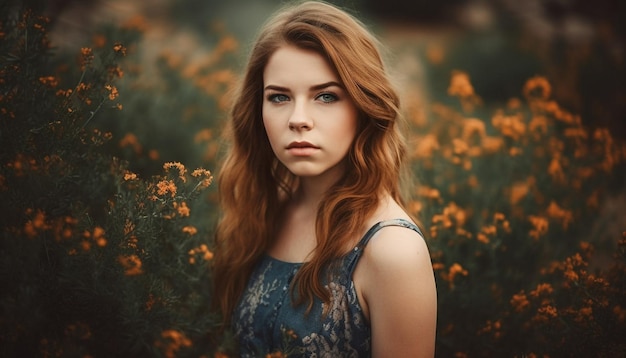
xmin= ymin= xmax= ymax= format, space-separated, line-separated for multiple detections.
xmin=444 ymin=263 xmax=468 ymax=286
xmin=447 ymin=70 xmax=482 ymax=112
xmin=38 ymin=76 xmax=58 ymax=87
xmin=92 ymin=34 xmax=106 ymax=48
xmin=528 ymin=115 xmax=548 ymax=138
xmin=266 ymin=352 xmax=286 ymax=358
xmin=79 ymin=47 xmax=94 ymax=70
xmin=426 ymin=43 xmax=445 ymax=65
xmin=119 ymin=133 xmax=142 ymax=154
xmin=122 ymin=14 xmax=148 ymax=32
xmin=191 ymin=168 xmax=213 ymax=188
xmin=112 ymin=42 xmax=127 ymax=56
xmin=476 ymin=233 xmax=489 ymax=244
xmin=24 ymin=210 xmax=49 ymax=238
xmin=452 ymin=138 xmax=469 ymax=156
xmin=124 ymin=220 xmax=135 ymax=236
xmin=530 ymin=283 xmax=554 ymax=298
xmin=481 ymin=136 xmax=503 ymax=154
xmin=118 ymin=255 xmax=143 ymax=276
xmin=613 ymin=305 xmax=626 ymax=323
xmin=413 ymin=134 xmax=440 ymax=159
xmin=164 ymin=162 xmax=187 ymax=182
xmin=93 ymin=226 xmax=107 ymax=247
xmin=547 ymin=157 xmax=565 ymax=183
xmin=156 ymin=330 xmax=192 ymax=358
xmin=533 ymin=305 xmax=558 ymax=323
xmin=194 ymin=129 xmax=213 ymax=143
xmin=462 ymin=118 xmax=486 ymax=142
xmin=182 ymin=226 xmax=197 ymax=235
xmin=156 ymin=180 xmax=177 ymax=197
xmin=510 ymin=179 xmax=532 ymax=205
xmin=492 ymin=111 xmax=526 ymax=141
xmin=511 ymin=291 xmax=530 ymax=312
xmin=546 ymin=201 xmax=573 ymax=230
xmin=523 ymin=76 xmax=551 ymax=101
xmin=104 ymin=84 xmax=119 ymax=100
xmin=175 ymin=201 xmax=190 ymax=217
xmin=574 ymin=307 xmax=593 ymax=323
xmin=448 ymin=70 xmax=475 ymax=98
xmin=188 ymin=244 xmax=214 ymax=264
xmin=528 ymin=215 xmax=549 ymax=240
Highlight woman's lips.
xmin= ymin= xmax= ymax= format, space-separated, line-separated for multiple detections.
xmin=286 ymin=141 xmax=319 ymax=156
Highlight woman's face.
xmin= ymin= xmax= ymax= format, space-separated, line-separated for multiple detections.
xmin=262 ymin=45 xmax=358 ymax=182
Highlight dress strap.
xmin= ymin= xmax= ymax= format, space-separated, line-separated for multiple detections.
xmin=345 ymin=218 xmax=424 ymax=276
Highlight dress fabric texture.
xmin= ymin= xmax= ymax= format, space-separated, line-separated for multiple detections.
xmin=232 ymin=218 xmax=423 ymax=357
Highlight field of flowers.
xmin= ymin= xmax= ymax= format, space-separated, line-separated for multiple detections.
xmin=1 ymin=2 xmax=625 ymax=357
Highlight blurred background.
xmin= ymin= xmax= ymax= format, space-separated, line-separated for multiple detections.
xmin=33 ymin=0 xmax=625 ymax=139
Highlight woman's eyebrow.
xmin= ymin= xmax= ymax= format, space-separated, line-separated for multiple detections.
xmin=264 ymin=84 xmax=289 ymax=92
xmin=310 ymin=81 xmax=343 ymax=91
xmin=263 ymin=81 xmax=344 ymax=92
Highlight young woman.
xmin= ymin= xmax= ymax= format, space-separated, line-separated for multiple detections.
xmin=212 ymin=1 xmax=437 ymax=356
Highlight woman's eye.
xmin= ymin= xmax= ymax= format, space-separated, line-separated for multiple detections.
xmin=317 ymin=93 xmax=338 ymax=103
xmin=268 ymin=94 xmax=289 ymax=103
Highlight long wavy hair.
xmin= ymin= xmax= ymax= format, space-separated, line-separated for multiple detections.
xmin=212 ymin=0 xmax=410 ymax=322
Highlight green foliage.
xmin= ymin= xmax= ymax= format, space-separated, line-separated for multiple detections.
xmin=411 ymin=70 xmax=626 ymax=356
xmin=1 ymin=5 xmax=217 ymax=357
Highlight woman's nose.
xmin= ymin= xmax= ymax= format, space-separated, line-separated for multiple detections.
xmin=288 ymin=102 xmax=314 ymax=130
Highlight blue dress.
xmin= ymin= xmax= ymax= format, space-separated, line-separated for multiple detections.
xmin=232 ymin=219 xmax=423 ymax=357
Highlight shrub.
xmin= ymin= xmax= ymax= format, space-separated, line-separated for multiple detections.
xmin=0 ymin=5 xmax=217 ymax=357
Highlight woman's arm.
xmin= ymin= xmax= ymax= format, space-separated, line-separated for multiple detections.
xmin=360 ymin=225 xmax=437 ymax=357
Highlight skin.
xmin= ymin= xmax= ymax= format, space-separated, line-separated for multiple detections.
xmin=263 ymin=45 xmax=437 ymax=357
xmin=263 ymin=45 xmax=358 ymax=262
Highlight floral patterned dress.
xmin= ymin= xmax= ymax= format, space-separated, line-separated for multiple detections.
xmin=232 ymin=219 xmax=423 ymax=357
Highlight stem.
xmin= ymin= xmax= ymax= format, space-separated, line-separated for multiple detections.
xmin=81 ymin=95 xmax=107 ymax=129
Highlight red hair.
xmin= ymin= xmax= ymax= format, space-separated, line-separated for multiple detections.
xmin=212 ymin=0 xmax=410 ymax=322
